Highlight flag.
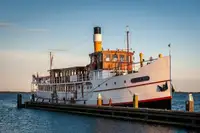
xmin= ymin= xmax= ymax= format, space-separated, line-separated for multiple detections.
xmin=168 ymin=43 xmax=171 ymax=48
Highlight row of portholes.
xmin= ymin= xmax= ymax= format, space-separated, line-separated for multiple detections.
xmin=98 ymin=80 xmax=127 ymax=87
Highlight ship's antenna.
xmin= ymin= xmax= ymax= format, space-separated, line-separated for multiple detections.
xmin=126 ymin=25 xmax=130 ymax=71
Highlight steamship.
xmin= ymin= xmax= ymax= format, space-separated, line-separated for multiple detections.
xmin=31 ymin=26 xmax=172 ymax=109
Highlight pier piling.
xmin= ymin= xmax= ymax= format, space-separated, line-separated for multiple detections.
xmin=97 ymin=93 xmax=103 ymax=106
xmin=133 ymin=94 xmax=138 ymax=108
xmin=31 ymin=94 xmax=35 ymax=102
xmin=17 ymin=94 xmax=22 ymax=108
xmin=186 ymin=93 xmax=194 ymax=112
xmin=109 ymin=98 xmax=112 ymax=106
xmin=17 ymin=94 xmax=24 ymax=108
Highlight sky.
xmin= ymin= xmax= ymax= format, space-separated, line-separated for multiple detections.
xmin=0 ymin=0 xmax=199 ymax=92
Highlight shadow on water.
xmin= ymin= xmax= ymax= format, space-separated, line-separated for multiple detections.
xmin=0 ymin=93 xmax=199 ymax=133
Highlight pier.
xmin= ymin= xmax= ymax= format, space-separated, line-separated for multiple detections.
xmin=17 ymin=94 xmax=200 ymax=130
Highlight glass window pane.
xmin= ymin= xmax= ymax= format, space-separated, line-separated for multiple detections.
xmin=120 ymin=55 xmax=124 ymax=62
xmin=112 ymin=54 xmax=118 ymax=61
xmin=105 ymin=54 xmax=110 ymax=61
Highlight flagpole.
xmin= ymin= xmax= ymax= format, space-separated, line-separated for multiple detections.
xmin=168 ymin=43 xmax=172 ymax=93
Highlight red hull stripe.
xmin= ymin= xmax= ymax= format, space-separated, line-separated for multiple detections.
xmin=103 ymin=96 xmax=172 ymax=106
xmin=94 ymin=79 xmax=171 ymax=92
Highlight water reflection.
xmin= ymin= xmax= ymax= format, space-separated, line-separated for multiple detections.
xmin=93 ymin=117 xmax=197 ymax=133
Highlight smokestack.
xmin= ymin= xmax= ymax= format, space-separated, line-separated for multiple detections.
xmin=93 ymin=27 xmax=102 ymax=52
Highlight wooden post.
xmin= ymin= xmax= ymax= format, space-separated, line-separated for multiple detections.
xmin=17 ymin=94 xmax=22 ymax=108
xmin=31 ymin=94 xmax=35 ymax=102
xmin=97 ymin=93 xmax=102 ymax=106
xmin=133 ymin=94 xmax=138 ymax=108
xmin=108 ymin=98 xmax=112 ymax=106
xmin=186 ymin=93 xmax=194 ymax=112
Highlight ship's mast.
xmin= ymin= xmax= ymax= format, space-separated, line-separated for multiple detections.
xmin=50 ymin=52 xmax=52 ymax=71
xmin=126 ymin=25 xmax=130 ymax=71
xmin=48 ymin=49 xmax=68 ymax=71
xmin=48 ymin=49 xmax=68 ymax=103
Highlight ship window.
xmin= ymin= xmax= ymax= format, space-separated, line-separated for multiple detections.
xmin=112 ymin=54 xmax=118 ymax=61
xmin=120 ymin=55 xmax=125 ymax=62
xmin=105 ymin=83 xmax=107 ymax=86
xmin=124 ymin=80 xmax=126 ymax=83
xmin=114 ymin=82 xmax=116 ymax=85
xmin=105 ymin=54 xmax=110 ymax=61
xmin=130 ymin=76 xmax=150 ymax=83
xmin=98 ymin=84 xmax=100 ymax=87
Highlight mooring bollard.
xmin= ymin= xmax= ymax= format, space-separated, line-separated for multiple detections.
xmin=97 ymin=93 xmax=103 ymax=106
xmin=31 ymin=94 xmax=35 ymax=102
xmin=133 ymin=94 xmax=138 ymax=108
xmin=108 ymin=98 xmax=112 ymax=106
xmin=17 ymin=94 xmax=22 ymax=108
xmin=186 ymin=93 xmax=194 ymax=112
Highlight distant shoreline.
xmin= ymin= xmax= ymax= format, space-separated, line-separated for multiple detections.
xmin=0 ymin=91 xmax=31 ymax=94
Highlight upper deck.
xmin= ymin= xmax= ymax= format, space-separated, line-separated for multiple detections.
xmin=49 ymin=66 xmax=90 ymax=84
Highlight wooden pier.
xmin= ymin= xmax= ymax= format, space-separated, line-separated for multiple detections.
xmin=20 ymin=100 xmax=200 ymax=130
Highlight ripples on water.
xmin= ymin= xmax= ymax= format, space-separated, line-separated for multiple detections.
xmin=0 ymin=93 xmax=199 ymax=133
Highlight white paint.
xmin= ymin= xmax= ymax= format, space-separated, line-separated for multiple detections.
xmin=35 ymin=56 xmax=171 ymax=105
xmin=93 ymin=34 xmax=102 ymax=42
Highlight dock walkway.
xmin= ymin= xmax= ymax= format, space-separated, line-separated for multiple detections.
xmin=22 ymin=101 xmax=200 ymax=129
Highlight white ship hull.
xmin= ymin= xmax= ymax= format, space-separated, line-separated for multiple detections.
xmin=35 ymin=56 xmax=172 ymax=109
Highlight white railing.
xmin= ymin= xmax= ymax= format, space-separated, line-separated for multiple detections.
xmin=34 ymin=58 xmax=159 ymax=85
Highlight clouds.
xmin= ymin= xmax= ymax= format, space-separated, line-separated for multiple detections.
xmin=0 ymin=22 xmax=12 ymax=27
xmin=0 ymin=21 xmax=50 ymax=33
xmin=0 ymin=50 xmax=88 ymax=92
xmin=26 ymin=28 xmax=50 ymax=32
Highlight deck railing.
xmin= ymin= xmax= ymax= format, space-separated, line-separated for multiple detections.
xmin=34 ymin=58 xmax=159 ymax=85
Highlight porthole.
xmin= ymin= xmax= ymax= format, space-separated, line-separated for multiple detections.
xmin=114 ymin=82 xmax=116 ymax=85
xmin=106 ymin=83 xmax=107 ymax=86
xmin=124 ymin=80 xmax=126 ymax=83
xmin=98 ymin=85 xmax=100 ymax=87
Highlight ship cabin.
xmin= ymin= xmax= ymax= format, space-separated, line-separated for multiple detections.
xmin=88 ymin=49 xmax=134 ymax=80
xmin=89 ymin=49 xmax=133 ymax=71
xmin=38 ymin=66 xmax=92 ymax=100
xmin=49 ymin=66 xmax=90 ymax=84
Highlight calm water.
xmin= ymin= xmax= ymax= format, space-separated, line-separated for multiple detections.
xmin=0 ymin=93 xmax=199 ymax=133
